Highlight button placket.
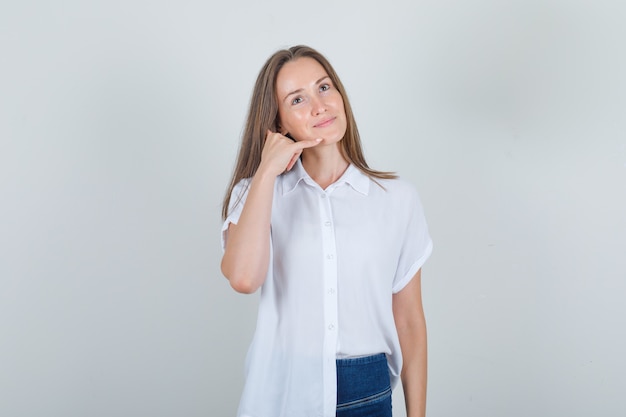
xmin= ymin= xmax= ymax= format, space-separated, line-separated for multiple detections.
xmin=319 ymin=190 xmax=338 ymax=416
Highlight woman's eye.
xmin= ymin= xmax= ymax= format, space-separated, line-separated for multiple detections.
xmin=291 ymin=97 xmax=303 ymax=105
xmin=320 ymin=84 xmax=330 ymax=92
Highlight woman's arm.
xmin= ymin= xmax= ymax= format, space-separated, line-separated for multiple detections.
xmin=221 ymin=132 xmax=321 ymax=294
xmin=392 ymin=269 xmax=427 ymax=417
xmin=221 ymin=169 xmax=275 ymax=294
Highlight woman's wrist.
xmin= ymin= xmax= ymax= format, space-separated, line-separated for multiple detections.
xmin=255 ymin=162 xmax=282 ymax=182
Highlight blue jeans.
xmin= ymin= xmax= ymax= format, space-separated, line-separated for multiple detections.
xmin=336 ymin=353 xmax=392 ymax=417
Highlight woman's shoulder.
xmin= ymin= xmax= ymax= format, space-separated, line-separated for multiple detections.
xmin=370 ymin=177 xmax=428 ymax=223
xmin=372 ymin=175 xmax=420 ymax=198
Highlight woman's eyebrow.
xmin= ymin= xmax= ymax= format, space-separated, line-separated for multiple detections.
xmin=282 ymin=76 xmax=330 ymax=102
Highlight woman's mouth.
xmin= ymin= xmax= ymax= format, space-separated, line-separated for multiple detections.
xmin=314 ymin=117 xmax=335 ymax=128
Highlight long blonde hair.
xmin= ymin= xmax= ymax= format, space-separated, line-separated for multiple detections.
xmin=222 ymin=45 xmax=396 ymax=219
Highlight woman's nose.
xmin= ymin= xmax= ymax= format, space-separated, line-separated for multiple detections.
xmin=310 ymin=96 xmax=327 ymax=115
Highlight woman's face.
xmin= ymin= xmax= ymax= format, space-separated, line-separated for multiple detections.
xmin=275 ymin=57 xmax=347 ymax=145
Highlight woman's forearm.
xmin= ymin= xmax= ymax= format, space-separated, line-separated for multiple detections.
xmin=393 ymin=271 xmax=428 ymax=417
xmin=221 ymin=169 xmax=275 ymax=293
xmin=400 ymin=326 xmax=427 ymax=417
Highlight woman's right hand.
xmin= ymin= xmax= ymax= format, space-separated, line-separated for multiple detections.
xmin=258 ymin=130 xmax=322 ymax=177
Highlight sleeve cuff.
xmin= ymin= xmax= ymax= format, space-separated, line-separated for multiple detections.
xmin=392 ymin=239 xmax=433 ymax=294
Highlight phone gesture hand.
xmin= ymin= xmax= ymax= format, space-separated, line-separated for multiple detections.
xmin=259 ymin=131 xmax=322 ymax=177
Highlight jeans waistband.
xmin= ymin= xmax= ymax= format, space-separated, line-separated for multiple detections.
xmin=336 ymin=352 xmax=387 ymax=367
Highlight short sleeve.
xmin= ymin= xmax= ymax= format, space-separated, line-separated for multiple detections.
xmin=221 ymin=178 xmax=251 ymax=251
xmin=392 ymin=186 xmax=433 ymax=293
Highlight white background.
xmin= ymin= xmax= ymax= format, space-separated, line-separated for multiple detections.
xmin=1 ymin=1 xmax=625 ymax=416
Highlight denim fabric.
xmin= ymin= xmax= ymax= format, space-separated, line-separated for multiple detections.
xmin=336 ymin=353 xmax=392 ymax=417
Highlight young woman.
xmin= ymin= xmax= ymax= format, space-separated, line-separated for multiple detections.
xmin=221 ymin=45 xmax=433 ymax=417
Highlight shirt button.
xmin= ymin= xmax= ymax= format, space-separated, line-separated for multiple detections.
xmin=326 ymin=254 xmax=334 ymax=260
xmin=324 ymin=221 xmax=331 ymax=227
xmin=328 ymin=288 xmax=335 ymax=295
xmin=321 ymin=194 xmax=326 ymax=199
xmin=328 ymin=324 xmax=335 ymax=330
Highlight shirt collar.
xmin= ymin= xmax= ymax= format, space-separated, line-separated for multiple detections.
xmin=281 ymin=159 xmax=370 ymax=196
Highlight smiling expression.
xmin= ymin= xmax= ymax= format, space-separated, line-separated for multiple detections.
xmin=275 ymin=57 xmax=347 ymax=145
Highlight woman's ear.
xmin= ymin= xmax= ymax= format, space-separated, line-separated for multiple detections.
xmin=276 ymin=121 xmax=294 ymax=140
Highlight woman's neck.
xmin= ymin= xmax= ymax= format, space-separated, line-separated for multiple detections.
xmin=301 ymin=143 xmax=349 ymax=190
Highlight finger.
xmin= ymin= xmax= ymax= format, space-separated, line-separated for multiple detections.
xmin=265 ymin=129 xmax=280 ymax=142
xmin=296 ymin=138 xmax=323 ymax=149
xmin=286 ymin=152 xmax=301 ymax=171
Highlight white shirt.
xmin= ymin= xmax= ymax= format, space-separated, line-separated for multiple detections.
xmin=222 ymin=159 xmax=433 ymax=417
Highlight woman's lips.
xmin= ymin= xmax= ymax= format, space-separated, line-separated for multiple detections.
xmin=314 ymin=117 xmax=335 ymax=128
